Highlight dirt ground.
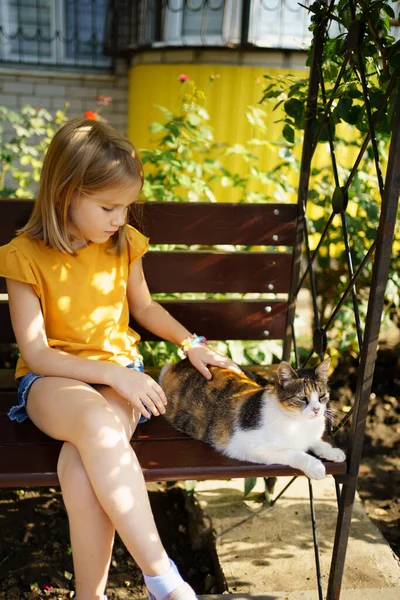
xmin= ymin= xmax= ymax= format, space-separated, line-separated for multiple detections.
xmin=0 ymin=486 xmax=221 ymax=600
xmin=0 ymin=348 xmax=398 ymax=599
xmin=329 ymin=348 xmax=400 ymax=558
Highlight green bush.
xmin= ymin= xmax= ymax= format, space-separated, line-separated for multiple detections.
xmin=0 ymin=104 xmax=69 ymax=197
xmin=260 ymin=0 xmax=400 ymax=359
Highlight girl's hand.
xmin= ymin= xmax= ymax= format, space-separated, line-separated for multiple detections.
xmin=109 ymin=366 xmax=167 ymax=419
xmin=187 ymin=344 xmax=242 ymax=380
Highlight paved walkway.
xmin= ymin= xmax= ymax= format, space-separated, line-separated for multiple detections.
xmin=194 ymin=476 xmax=400 ymax=598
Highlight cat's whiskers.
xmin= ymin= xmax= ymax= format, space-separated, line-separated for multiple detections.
xmin=325 ymin=409 xmax=345 ymax=427
xmin=325 ymin=408 xmax=344 ymax=425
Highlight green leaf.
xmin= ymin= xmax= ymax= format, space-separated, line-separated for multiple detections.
xmin=346 ymin=105 xmax=363 ymax=126
xmin=345 ymin=84 xmax=362 ymax=99
xmin=187 ymin=113 xmax=202 ymax=126
xmin=244 ymin=477 xmax=257 ymax=496
xmin=366 ymin=203 xmax=379 ymax=221
xmin=284 ymin=98 xmax=304 ymax=119
xmin=184 ymin=480 xmax=197 ymax=495
xmin=283 ymin=123 xmax=295 ymax=143
xmin=149 ymin=122 xmax=165 ymax=133
xmin=334 ymin=37 xmax=347 ymax=58
xmin=335 ymin=97 xmax=353 ymax=120
xmin=383 ymin=4 xmax=395 ymax=18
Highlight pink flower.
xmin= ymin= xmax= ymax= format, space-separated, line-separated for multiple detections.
xmin=96 ymin=95 xmax=113 ymax=106
xmin=178 ymin=73 xmax=189 ymax=82
xmin=84 ymin=110 xmax=98 ymax=120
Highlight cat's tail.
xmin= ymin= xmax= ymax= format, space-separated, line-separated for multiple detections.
xmin=159 ymin=363 xmax=173 ymax=386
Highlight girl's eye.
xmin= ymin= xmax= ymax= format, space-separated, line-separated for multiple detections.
xmin=102 ymin=207 xmax=114 ymax=212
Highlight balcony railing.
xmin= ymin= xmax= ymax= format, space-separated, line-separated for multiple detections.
xmin=1 ymin=1 xmax=399 ymax=71
xmin=106 ymin=0 xmax=400 ymax=55
xmin=107 ymin=0 xmax=313 ymax=53
xmin=0 ymin=0 xmax=113 ymax=72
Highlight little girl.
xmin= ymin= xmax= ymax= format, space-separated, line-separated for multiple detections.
xmin=0 ymin=118 xmax=240 ymax=600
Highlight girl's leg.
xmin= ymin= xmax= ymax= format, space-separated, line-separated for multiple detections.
xmin=56 ymin=386 xmax=143 ymax=600
xmin=27 ymin=378 xmax=170 ymax=576
xmin=57 ymin=442 xmax=115 ymax=600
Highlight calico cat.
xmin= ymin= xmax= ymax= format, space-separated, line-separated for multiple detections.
xmin=159 ymin=357 xmax=346 ymax=480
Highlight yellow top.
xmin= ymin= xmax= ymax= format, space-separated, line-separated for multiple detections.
xmin=0 ymin=225 xmax=149 ymax=378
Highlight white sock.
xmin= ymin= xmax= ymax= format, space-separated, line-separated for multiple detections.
xmin=143 ymin=559 xmax=185 ymax=600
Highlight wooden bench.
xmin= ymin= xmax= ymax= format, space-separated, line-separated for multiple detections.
xmin=0 ymin=198 xmax=348 ymax=487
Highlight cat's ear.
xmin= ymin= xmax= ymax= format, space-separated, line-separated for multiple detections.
xmin=315 ymin=357 xmax=331 ymax=382
xmin=276 ymin=361 xmax=298 ymax=387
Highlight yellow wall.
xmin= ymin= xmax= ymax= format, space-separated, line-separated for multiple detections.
xmin=127 ymin=63 xmax=370 ymax=206
xmin=128 ymin=63 xmax=301 ymax=148
xmin=127 ymin=63 xmax=307 ymax=202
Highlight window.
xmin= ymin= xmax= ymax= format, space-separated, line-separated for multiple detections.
xmin=149 ymin=0 xmax=311 ymax=49
xmin=154 ymin=0 xmax=400 ymax=49
xmin=138 ymin=0 xmax=242 ymax=47
xmin=248 ymin=0 xmax=313 ymax=49
xmin=0 ymin=0 xmax=111 ymax=69
xmin=162 ymin=0 xmax=239 ymax=46
xmin=158 ymin=0 xmax=312 ymax=48
xmin=249 ymin=0 xmax=400 ymax=49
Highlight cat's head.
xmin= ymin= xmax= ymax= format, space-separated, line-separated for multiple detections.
xmin=275 ymin=358 xmax=330 ymax=419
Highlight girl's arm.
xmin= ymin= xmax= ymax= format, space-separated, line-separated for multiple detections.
xmin=7 ymin=278 xmax=120 ymax=384
xmin=127 ymin=258 xmax=241 ymax=378
xmin=6 ymin=278 xmax=167 ymax=417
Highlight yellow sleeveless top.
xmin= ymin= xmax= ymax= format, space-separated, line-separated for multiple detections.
xmin=0 ymin=225 xmax=149 ymax=378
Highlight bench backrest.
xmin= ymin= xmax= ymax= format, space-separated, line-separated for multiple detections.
xmin=0 ymin=199 xmax=298 ymax=350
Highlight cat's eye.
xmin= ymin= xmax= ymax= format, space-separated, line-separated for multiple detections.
xmin=319 ymin=394 xmax=328 ymax=403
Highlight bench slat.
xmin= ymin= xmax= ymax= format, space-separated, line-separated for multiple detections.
xmin=138 ymin=202 xmax=297 ymax=246
xmin=0 ymin=251 xmax=292 ymax=295
xmin=144 ymin=252 xmax=292 ymax=293
xmin=0 ymin=199 xmax=297 ymax=246
xmin=0 ymin=299 xmax=288 ymax=343
xmin=0 ymin=433 xmax=347 ymax=488
xmin=0 ymin=200 xmax=32 ymax=244
xmin=134 ymin=439 xmax=348 ymax=482
xmin=0 ymin=391 xmax=16 ymax=411
xmin=134 ymin=300 xmax=288 ymax=341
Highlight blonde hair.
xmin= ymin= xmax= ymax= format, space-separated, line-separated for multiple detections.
xmin=19 ymin=117 xmax=144 ymax=254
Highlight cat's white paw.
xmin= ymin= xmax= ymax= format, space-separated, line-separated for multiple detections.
xmin=325 ymin=447 xmax=346 ymax=462
xmin=303 ymin=458 xmax=326 ymax=480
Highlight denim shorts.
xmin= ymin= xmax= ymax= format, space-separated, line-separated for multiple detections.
xmin=9 ymin=356 xmax=150 ymax=425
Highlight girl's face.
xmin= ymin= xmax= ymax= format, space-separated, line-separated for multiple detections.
xmin=67 ymin=184 xmax=141 ymax=248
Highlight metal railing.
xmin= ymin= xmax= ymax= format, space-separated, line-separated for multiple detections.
xmin=0 ymin=0 xmax=113 ymax=71
xmin=107 ymin=0 xmax=314 ymax=53
xmin=107 ymin=0 xmax=400 ymax=55
xmin=2 ymin=1 xmax=399 ymax=69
